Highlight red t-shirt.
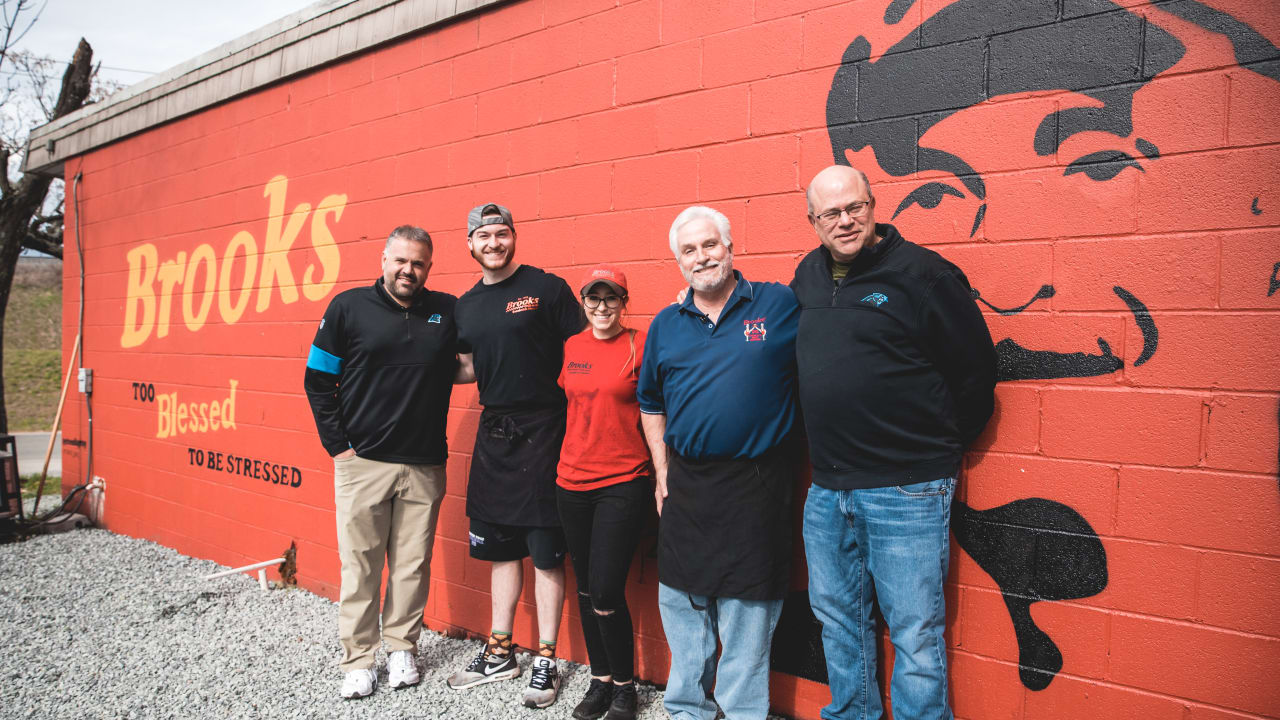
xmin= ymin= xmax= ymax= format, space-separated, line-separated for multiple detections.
xmin=557 ymin=328 xmax=651 ymax=491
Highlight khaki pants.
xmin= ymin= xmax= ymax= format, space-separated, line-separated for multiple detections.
xmin=334 ymin=455 xmax=445 ymax=671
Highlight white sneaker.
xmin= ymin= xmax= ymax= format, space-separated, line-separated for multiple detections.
xmin=388 ymin=649 xmax=421 ymax=689
xmin=522 ymin=656 xmax=562 ymax=708
xmin=340 ymin=667 xmax=377 ymax=699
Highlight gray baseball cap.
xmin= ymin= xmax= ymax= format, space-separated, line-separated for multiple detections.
xmin=467 ymin=203 xmax=514 ymax=236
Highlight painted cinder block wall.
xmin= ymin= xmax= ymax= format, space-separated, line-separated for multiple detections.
xmin=57 ymin=0 xmax=1278 ymax=718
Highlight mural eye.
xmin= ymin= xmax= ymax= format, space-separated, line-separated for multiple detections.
xmin=892 ymin=182 xmax=965 ymax=219
xmin=1063 ymin=151 xmax=1143 ymax=181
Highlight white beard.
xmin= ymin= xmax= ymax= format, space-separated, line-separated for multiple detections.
xmin=682 ymin=254 xmax=733 ymax=293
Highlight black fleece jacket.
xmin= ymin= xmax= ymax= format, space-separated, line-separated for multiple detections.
xmin=304 ymin=279 xmax=458 ymax=464
xmin=789 ymin=224 xmax=996 ymax=490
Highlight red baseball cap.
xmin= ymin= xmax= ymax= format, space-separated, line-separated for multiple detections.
xmin=579 ymin=264 xmax=629 ymax=296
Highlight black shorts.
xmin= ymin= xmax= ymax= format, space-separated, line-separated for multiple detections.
xmin=468 ymin=518 xmax=567 ymax=570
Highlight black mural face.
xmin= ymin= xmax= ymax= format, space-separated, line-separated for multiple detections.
xmin=784 ymin=0 xmax=1280 ymax=695
xmin=828 ymin=0 xmax=1280 ymax=239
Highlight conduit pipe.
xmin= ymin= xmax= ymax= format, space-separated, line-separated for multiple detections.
xmin=202 ymin=557 xmax=286 ymax=591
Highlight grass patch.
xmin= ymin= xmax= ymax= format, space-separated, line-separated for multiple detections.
xmin=5 ymin=279 xmax=63 ymax=431
xmin=6 ymin=284 xmax=62 ymax=351
xmin=4 ymin=350 xmax=61 ymax=431
xmin=20 ymin=473 xmax=61 ymax=496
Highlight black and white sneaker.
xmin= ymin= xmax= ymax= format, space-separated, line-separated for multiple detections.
xmin=521 ymin=656 xmax=562 ymax=708
xmin=446 ymin=646 xmax=520 ymax=690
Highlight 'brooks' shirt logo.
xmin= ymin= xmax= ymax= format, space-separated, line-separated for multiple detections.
xmin=506 ymin=296 xmax=539 ymax=313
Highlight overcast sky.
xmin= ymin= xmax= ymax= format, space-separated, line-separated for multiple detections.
xmin=10 ymin=0 xmax=320 ymax=88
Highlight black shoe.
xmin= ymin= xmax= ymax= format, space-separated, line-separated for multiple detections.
xmin=604 ymin=682 xmax=637 ymax=720
xmin=573 ymin=678 xmax=615 ymax=720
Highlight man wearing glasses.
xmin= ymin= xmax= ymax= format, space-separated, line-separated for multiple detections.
xmin=791 ymin=166 xmax=996 ymax=720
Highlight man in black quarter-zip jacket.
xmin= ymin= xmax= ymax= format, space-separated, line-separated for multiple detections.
xmin=304 ymin=225 xmax=458 ymax=700
xmin=790 ymin=166 xmax=996 ymax=720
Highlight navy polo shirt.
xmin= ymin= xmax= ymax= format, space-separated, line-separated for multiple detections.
xmin=637 ymin=270 xmax=800 ymax=460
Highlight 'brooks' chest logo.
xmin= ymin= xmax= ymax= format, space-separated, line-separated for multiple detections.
xmin=743 ymin=316 xmax=767 ymax=342
xmin=567 ymin=361 xmax=592 ymax=375
xmin=506 ymin=296 xmax=539 ymax=314
xmin=861 ymin=292 xmax=888 ymax=307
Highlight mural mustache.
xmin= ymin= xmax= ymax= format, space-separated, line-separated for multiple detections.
xmin=974 ymin=284 xmax=1159 ymax=381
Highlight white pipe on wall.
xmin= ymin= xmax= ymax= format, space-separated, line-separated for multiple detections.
xmin=202 ymin=557 xmax=285 ymax=581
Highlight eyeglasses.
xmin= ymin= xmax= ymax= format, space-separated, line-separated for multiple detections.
xmin=814 ymin=201 xmax=871 ymax=227
xmin=583 ymin=294 xmax=623 ymax=309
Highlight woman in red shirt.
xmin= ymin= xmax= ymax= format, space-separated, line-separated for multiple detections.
xmin=557 ymin=264 xmax=651 ymax=720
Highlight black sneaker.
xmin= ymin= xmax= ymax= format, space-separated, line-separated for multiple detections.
xmin=604 ymin=682 xmax=637 ymax=720
xmin=572 ymin=678 xmax=615 ymax=720
xmin=446 ymin=645 xmax=520 ymax=689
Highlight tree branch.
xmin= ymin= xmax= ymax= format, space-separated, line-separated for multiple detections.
xmin=32 ymin=210 xmax=62 ymax=226
xmin=0 ymin=144 xmax=10 ymax=196
xmin=21 ymin=227 xmax=61 ymax=259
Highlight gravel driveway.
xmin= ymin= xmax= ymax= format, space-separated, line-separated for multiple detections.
xmin=0 ymin=528 xmax=684 ymax=719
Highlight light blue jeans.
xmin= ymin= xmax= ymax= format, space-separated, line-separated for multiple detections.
xmin=803 ymin=478 xmax=956 ymax=720
xmin=658 ymin=583 xmax=785 ymax=720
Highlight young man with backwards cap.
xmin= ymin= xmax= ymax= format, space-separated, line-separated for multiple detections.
xmin=447 ymin=203 xmax=587 ymax=709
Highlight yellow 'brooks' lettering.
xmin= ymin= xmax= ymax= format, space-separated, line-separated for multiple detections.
xmin=119 ymin=175 xmax=346 ymax=348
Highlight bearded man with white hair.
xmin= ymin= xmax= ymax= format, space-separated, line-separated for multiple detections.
xmin=636 ymin=206 xmax=801 ymax=720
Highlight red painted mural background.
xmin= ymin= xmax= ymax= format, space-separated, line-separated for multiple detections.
xmin=57 ymin=0 xmax=1279 ymax=718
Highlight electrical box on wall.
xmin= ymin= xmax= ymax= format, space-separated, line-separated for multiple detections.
xmin=77 ymin=368 xmax=92 ymax=394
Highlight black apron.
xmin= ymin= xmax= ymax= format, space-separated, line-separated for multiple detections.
xmin=466 ymin=406 xmax=566 ymax=527
xmin=658 ymin=440 xmax=795 ymax=600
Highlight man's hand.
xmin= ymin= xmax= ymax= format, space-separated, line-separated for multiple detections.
xmin=674 ymin=287 xmax=689 ymax=304
xmin=334 ymin=448 xmax=356 ymax=460
xmin=640 ymin=412 xmax=670 ymax=517
xmin=654 ymin=466 xmax=668 ymax=516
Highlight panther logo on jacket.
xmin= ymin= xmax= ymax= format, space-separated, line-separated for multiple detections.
xmin=861 ymin=292 xmax=888 ymax=307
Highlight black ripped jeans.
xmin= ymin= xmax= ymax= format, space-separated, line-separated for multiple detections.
xmin=555 ymin=477 xmax=649 ymax=682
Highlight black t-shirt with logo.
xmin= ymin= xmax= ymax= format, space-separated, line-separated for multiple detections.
xmin=456 ymin=265 xmax=586 ymax=412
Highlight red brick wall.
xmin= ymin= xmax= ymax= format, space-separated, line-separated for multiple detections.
xmin=60 ymin=1 xmax=1279 ymax=718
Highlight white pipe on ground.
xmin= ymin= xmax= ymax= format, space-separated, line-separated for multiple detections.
xmin=202 ymin=557 xmax=285 ymax=581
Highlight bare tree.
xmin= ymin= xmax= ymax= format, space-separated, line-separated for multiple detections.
xmin=0 ymin=0 xmax=96 ymax=433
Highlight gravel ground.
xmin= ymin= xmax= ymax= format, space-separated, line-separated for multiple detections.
xmin=0 ymin=527 xmax=683 ymax=719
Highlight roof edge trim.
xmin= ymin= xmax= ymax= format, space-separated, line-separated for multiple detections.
xmin=22 ymin=0 xmax=507 ymax=177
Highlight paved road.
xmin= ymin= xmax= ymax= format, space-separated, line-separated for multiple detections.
xmin=11 ymin=431 xmax=61 ymax=478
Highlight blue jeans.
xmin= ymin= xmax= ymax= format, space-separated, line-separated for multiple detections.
xmin=803 ymin=478 xmax=956 ymax=720
xmin=658 ymin=583 xmax=784 ymax=720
